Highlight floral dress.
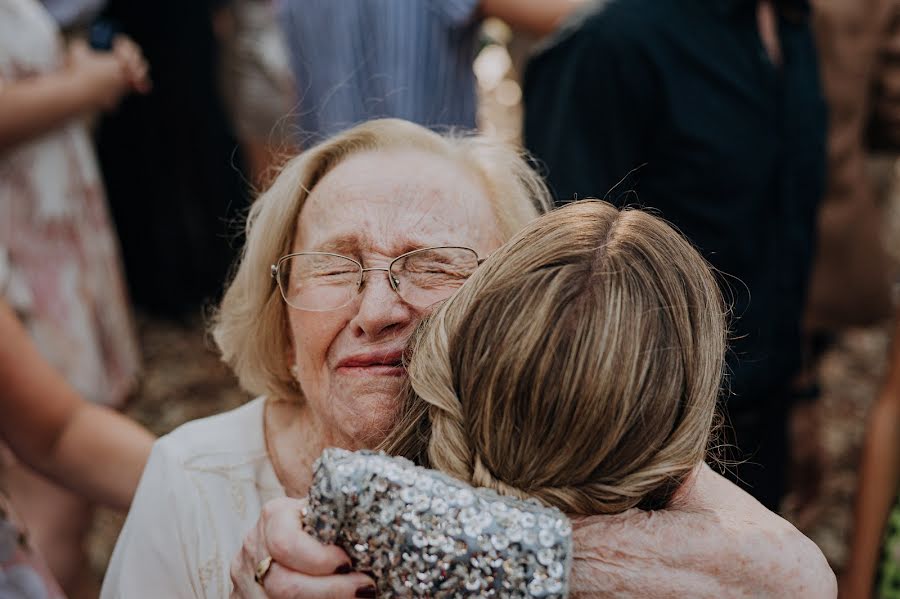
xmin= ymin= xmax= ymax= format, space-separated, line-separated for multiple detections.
xmin=0 ymin=494 xmax=65 ymax=599
xmin=0 ymin=0 xmax=139 ymax=406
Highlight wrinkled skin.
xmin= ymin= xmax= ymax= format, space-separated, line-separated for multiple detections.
xmin=284 ymin=148 xmax=502 ymax=452
xmin=269 ymin=148 xmax=503 ymax=498
xmin=569 ymin=464 xmax=836 ymax=598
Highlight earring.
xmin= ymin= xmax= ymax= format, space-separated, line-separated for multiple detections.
xmin=290 ymin=364 xmax=300 ymax=381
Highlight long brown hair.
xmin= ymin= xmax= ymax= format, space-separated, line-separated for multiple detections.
xmin=380 ymin=201 xmax=727 ymax=515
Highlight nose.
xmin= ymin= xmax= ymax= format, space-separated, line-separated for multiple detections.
xmin=349 ymin=268 xmax=416 ymax=340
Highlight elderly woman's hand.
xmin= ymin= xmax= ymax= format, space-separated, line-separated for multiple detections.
xmin=230 ymin=497 xmax=375 ymax=598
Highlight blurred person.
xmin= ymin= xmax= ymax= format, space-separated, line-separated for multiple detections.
xmin=0 ymin=0 xmax=148 ymax=590
xmin=230 ymin=200 xmax=836 ymax=599
xmin=806 ymin=0 xmax=898 ymax=333
xmin=96 ymin=0 xmax=251 ymax=318
xmin=781 ymin=0 xmax=900 ymax=522
xmin=215 ymin=0 xmax=296 ymax=187
xmin=840 ymin=311 xmax=900 ymax=598
xmin=829 ymin=3 xmax=900 ymax=589
xmin=524 ymin=0 xmax=827 ymax=511
xmin=277 ymin=0 xmax=583 ymax=146
xmin=0 ymin=299 xmax=154 ymax=598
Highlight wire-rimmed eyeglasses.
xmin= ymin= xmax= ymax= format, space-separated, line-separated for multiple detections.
xmin=271 ymin=246 xmax=484 ymax=312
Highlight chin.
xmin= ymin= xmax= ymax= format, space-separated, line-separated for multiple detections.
xmin=339 ymin=417 xmax=395 ymax=450
xmin=334 ymin=390 xmax=402 ymax=449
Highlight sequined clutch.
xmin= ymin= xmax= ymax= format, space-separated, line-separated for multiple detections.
xmin=303 ymin=448 xmax=573 ymax=598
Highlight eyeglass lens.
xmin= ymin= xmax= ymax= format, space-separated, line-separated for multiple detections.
xmin=277 ymin=247 xmax=478 ymax=311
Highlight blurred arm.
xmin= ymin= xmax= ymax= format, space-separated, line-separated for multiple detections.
xmin=0 ymin=69 xmax=97 ymax=153
xmin=480 ymin=0 xmax=584 ymax=36
xmin=0 ymin=301 xmax=154 ymax=511
xmin=840 ymin=314 xmax=900 ymax=599
xmin=0 ymin=37 xmax=149 ymax=154
xmin=572 ymin=464 xmax=836 ymax=597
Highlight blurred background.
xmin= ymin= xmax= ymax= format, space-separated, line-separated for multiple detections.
xmin=2 ymin=0 xmax=900 ymax=597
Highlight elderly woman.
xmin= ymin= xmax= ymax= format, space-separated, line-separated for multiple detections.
xmin=100 ymin=118 xmax=548 ymax=598
xmin=231 ymin=201 xmax=836 ymax=599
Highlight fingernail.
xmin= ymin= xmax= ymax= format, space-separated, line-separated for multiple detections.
xmin=355 ymin=585 xmax=376 ymax=598
xmin=334 ymin=562 xmax=352 ymax=575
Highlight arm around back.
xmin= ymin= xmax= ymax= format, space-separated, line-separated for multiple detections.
xmin=570 ymin=464 xmax=836 ymax=598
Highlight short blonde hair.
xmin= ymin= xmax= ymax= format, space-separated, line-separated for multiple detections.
xmin=382 ymin=201 xmax=727 ymax=515
xmin=212 ymin=119 xmax=552 ymax=403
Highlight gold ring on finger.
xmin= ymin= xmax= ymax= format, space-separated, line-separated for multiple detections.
xmin=254 ymin=555 xmax=273 ymax=585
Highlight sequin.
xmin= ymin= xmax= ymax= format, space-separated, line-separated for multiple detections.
xmin=303 ymin=449 xmax=572 ymax=598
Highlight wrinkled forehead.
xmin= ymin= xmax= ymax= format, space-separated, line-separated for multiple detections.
xmin=294 ymin=151 xmax=501 ymax=254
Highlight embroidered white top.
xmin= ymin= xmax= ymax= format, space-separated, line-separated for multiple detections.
xmin=101 ymin=398 xmax=283 ymax=599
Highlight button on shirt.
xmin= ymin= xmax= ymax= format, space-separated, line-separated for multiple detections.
xmin=278 ymin=0 xmax=481 ymax=144
xmin=524 ymin=0 xmax=827 ymax=404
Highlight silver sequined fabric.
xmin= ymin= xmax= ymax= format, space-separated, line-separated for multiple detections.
xmin=304 ymin=448 xmax=572 ymax=598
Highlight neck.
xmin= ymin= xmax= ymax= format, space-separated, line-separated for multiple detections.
xmin=666 ymin=462 xmax=706 ymax=508
xmin=265 ymin=398 xmax=346 ymax=497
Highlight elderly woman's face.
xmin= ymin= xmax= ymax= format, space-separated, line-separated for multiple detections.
xmin=289 ymin=149 xmax=503 ymax=447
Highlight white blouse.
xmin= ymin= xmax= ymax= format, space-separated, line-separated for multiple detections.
xmin=101 ymin=398 xmax=285 ymax=598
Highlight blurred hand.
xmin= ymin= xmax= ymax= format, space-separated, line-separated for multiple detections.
xmin=229 ymin=497 xmax=375 ymax=598
xmin=112 ymin=35 xmax=152 ymax=95
xmin=66 ymin=39 xmax=130 ymax=111
xmin=66 ymin=36 xmax=150 ymax=112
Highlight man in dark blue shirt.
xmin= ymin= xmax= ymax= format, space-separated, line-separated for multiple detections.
xmin=524 ymin=0 xmax=827 ymax=510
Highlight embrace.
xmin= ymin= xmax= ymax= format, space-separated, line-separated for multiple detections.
xmin=102 ymin=119 xmax=835 ymax=598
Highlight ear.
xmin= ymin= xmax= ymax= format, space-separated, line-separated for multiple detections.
xmin=286 ymin=346 xmax=296 ymax=378
xmin=284 ymin=311 xmax=297 ymax=376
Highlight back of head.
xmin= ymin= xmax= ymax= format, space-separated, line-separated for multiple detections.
xmin=382 ymin=201 xmax=727 ymax=515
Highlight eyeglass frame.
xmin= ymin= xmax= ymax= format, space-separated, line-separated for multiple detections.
xmin=270 ymin=245 xmax=487 ymax=311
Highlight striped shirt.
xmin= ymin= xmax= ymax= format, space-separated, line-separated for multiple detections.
xmin=277 ymin=0 xmax=481 ymax=144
